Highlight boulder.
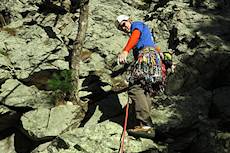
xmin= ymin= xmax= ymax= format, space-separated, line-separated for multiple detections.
xmin=0 ymin=133 xmax=15 ymax=153
xmin=20 ymin=104 xmax=84 ymax=141
xmin=38 ymin=121 xmax=167 ymax=153
xmin=0 ymin=79 xmax=52 ymax=108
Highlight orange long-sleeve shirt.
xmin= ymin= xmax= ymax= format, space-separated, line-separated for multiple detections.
xmin=123 ymin=29 xmax=141 ymax=52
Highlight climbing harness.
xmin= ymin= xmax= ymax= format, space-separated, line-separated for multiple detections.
xmin=126 ymin=47 xmax=167 ymax=96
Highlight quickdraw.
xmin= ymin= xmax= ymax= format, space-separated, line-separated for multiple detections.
xmin=126 ymin=47 xmax=166 ymax=95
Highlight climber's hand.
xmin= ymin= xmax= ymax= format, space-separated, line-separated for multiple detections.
xmin=117 ymin=51 xmax=128 ymax=65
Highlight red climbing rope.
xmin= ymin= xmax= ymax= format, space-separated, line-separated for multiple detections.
xmin=120 ymin=103 xmax=129 ymax=153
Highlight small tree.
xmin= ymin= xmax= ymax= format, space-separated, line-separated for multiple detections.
xmin=47 ymin=70 xmax=74 ymax=104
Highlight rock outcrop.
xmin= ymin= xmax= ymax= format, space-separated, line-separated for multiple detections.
xmin=0 ymin=0 xmax=229 ymax=153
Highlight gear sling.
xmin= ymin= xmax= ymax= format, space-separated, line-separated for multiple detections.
xmin=126 ymin=47 xmax=166 ymax=95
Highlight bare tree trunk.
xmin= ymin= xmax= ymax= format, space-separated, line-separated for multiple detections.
xmin=70 ymin=0 xmax=89 ymax=104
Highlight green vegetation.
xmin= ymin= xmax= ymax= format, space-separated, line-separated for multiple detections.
xmin=47 ymin=70 xmax=74 ymax=105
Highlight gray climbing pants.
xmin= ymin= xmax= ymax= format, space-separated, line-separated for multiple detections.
xmin=128 ymin=82 xmax=153 ymax=127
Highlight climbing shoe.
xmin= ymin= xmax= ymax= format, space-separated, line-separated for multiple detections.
xmin=127 ymin=126 xmax=155 ymax=139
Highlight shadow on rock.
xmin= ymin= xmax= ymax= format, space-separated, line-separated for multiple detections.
xmin=79 ymin=74 xmax=137 ymax=129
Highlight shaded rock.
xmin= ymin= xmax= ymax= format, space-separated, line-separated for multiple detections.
xmin=147 ymin=0 xmax=230 ymax=58
xmin=0 ymin=79 xmax=52 ymax=109
xmin=213 ymin=87 xmax=230 ymax=118
xmin=0 ymin=105 xmax=21 ymax=131
xmin=20 ymin=104 xmax=84 ymax=141
xmin=211 ymin=87 xmax=230 ymax=130
xmin=14 ymin=128 xmax=41 ymax=153
xmin=46 ymin=0 xmax=72 ymax=12
xmin=189 ymin=129 xmax=230 ymax=153
xmin=39 ymin=121 xmax=167 ymax=153
xmin=149 ymin=87 xmax=213 ymax=151
xmin=151 ymin=87 xmax=212 ymax=135
xmin=165 ymin=51 xmax=230 ymax=95
xmin=80 ymin=92 xmax=129 ymax=127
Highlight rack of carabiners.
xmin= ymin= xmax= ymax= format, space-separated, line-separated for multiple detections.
xmin=126 ymin=49 xmax=164 ymax=85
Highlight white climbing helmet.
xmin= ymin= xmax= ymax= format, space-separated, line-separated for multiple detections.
xmin=114 ymin=15 xmax=129 ymax=30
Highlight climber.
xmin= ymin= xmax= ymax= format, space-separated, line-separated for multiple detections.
xmin=114 ymin=15 xmax=173 ymax=139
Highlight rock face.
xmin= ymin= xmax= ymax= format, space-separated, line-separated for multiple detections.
xmin=38 ymin=121 xmax=167 ymax=153
xmin=21 ymin=104 xmax=83 ymax=141
xmin=0 ymin=0 xmax=230 ymax=153
xmin=0 ymin=79 xmax=51 ymax=108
